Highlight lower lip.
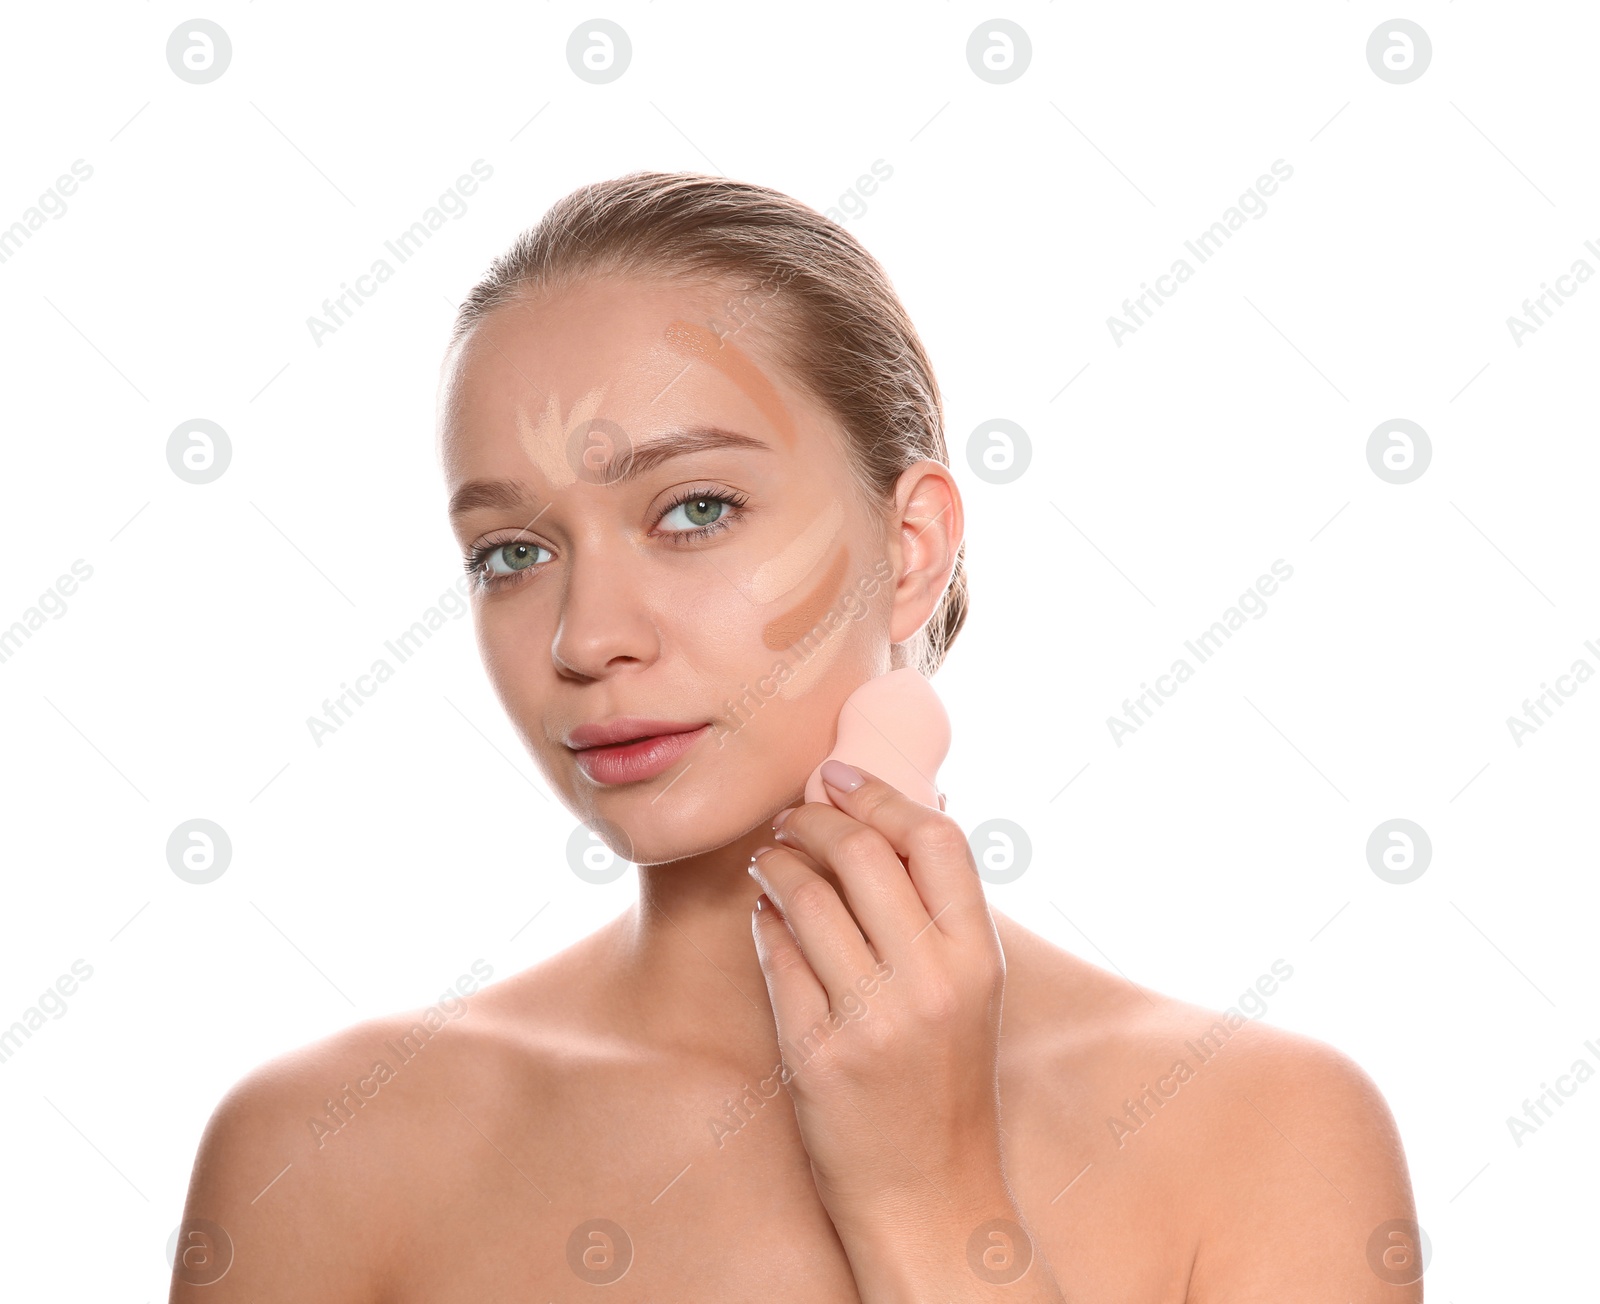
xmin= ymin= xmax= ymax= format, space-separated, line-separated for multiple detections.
xmin=572 ymin=725 xmax=711 ymax=785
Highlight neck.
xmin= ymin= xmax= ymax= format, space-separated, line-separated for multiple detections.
xmin=607 ymin=821 xmax=787 ymax=1065
xmin=588 ymin=818 xmax=1028 ymax=1068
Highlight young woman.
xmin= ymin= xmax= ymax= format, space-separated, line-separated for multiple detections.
xmin=172 ymin=172 xmax=1421 ymax=1303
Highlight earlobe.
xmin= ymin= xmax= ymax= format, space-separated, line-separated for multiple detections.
xmin=887 ymin=461 xmax=963 ymax=647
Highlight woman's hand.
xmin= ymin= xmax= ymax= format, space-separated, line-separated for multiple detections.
xmin=748 ymin=760 xmax=1064 ymax=1303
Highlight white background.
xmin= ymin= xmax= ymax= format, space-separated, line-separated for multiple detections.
xmin=1 ymin=2 xmax=1594 ymax=1298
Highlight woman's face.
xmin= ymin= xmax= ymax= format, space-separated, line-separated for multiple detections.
xmin=437 ymin=274 xmax=901 ymax=865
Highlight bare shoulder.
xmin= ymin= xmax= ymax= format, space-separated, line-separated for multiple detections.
xmin=991 ymin=912 xmax=1422 ymax=1303
xmin=1170 ymin=1012 xmax=1422 ymax=1303
xmin=170 ymin=950 xmax=590 ymax=1302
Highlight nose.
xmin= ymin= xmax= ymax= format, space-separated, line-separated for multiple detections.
xmin=549 ymin=544 xmax=661 ymax=681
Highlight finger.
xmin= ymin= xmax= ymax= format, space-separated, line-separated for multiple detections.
xmin=803 ymin=760 xmax=987 ymax=943
xmin=761 ymin=836 xmax=884 ymax=959
xmin=750 ymin=893 xmax=830 ymax=1031
xmin=771 ymin=799 xmax=930 ymax=958
xmin=749 ymin=845 xmax=881 ymax=1005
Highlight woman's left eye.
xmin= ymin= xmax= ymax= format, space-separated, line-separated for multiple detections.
xmin=659 ymin=492 xmax=732 ymax=534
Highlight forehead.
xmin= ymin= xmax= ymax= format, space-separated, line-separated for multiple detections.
xmin=438 ymin=274 xmax=814 ymax=458
xmin=461 ymin=276 xmax=729 ymax=381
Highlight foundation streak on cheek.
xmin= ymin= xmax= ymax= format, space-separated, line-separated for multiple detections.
xmin=772 ymin=605 xmax=851 ymax=701
xmin=743 ymin=499 xmax=844 ymax=605
xmin=662 ymin=321 xmax=797 ymax=452
xmin=762 ymin=546 xmax=849 ymax=650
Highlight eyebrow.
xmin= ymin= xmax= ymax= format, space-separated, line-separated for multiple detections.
xmin=447 ymin=425 xmax=771 ymax=518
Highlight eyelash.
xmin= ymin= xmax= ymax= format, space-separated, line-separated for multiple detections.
xmin=461 ymin=485 xmax=752 ymax=590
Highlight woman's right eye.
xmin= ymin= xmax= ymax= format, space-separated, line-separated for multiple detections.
xmin=466 ymin=540 xmax=553 ymax=587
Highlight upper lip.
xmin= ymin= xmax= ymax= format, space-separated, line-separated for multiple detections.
xmin=565 ymin=718 xmax=710 ymax=750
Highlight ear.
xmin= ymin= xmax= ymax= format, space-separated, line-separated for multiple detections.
xmin=885 ymin=459 xmax=963 ymax=648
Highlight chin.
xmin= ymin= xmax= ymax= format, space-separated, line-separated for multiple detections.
xmin=567 ymin=785 xmax=765 ymax=867
xmin=537 ymin=703 xmax=832 ymax=865
xmin=565 ymin=739 xmax=813 ymax=865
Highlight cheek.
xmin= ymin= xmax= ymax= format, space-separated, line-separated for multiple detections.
xmin=472 ymin=603 xmax=537 ymax=705
xmin=761 ymin=547 xmax=850 ymax=649
xmin=684 ymin=541 xmax=864 ymax=673
xmin=658 ymin=562 xmax=771 ymax=656
xmin=739 ymin=499 xmax=844 ymax=604
xmin=658 ymin=543 xmax=882 ymax=712
xmin=771 ymin=624 xmax=849 ymax=700
xmin=770 ymin=583 xmax=885 ymax=701
xmin=758 ymin=556 xmax=890 ymax=705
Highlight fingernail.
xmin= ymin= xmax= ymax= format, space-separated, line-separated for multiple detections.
xmin=772 ymin=807 xmax=796 ymax=834
xmin=820 ymin=758 xmax=863 ymax=792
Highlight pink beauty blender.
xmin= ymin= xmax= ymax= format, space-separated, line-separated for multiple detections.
xmin=804 ymin=666 xmax=951 ymax=810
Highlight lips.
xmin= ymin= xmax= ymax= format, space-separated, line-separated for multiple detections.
xmin=566 ymin=719 xmax=712 ymax=785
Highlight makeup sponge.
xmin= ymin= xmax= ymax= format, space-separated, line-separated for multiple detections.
xmin=804 ymin=666 xmax=951 ymax=810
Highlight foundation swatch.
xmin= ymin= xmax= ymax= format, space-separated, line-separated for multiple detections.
xmin=663 ymin=320 xmax=796 ymax=451
xmin=515 ymin=387 xmax=614 ymax=492
xmin=743 ymin=500 xmax=843 ymax=605
xmin=762 ymin=545 xmax=849 ymax=650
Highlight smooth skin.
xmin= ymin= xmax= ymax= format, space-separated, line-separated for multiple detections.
xmin=170 ymin=274 xmax=1421 ymax=1303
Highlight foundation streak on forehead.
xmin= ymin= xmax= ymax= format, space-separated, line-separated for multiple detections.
xmin=762 ymin=546 xmax=850 ymax=651
xmin=514 ymin=386 xmax=611 ymax=492
xmin=663 ymin=321 xmax=797 ymax=452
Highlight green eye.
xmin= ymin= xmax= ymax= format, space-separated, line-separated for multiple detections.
xmin=464 ymin=539 xmax=552 ymax=588
xmin=492 ymin=542 xmax=545 ymax=573
xmin=663 ymin=496 xmax=727 ymax=531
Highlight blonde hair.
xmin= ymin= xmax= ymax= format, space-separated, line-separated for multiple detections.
xmin=449 ymin=170 xmax=968 ymax=676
